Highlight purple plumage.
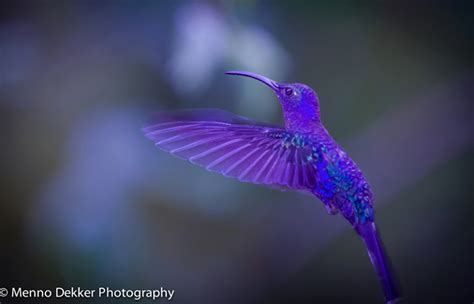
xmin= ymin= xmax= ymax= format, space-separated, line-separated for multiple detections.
xmin=143 ymin=109 xmax=319 ymax=191
xmin=143 ymin=71 xmax=400 ymax=303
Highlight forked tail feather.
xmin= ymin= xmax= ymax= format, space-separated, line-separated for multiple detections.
xmin=356 ymin=222 xmax=401 ymax=303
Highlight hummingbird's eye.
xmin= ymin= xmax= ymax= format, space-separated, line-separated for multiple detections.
xmin=284 ymin=87 xmax=294 ymax=96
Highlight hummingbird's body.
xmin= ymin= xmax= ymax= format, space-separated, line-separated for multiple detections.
xmin=277 ymin=129 xmax=374 ymax=226
xmin=143 ymin=71 xmax=399 ymax=303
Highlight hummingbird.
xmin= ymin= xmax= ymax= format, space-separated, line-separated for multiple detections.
xmin=143 ymin=71 xmax=400 ymax=303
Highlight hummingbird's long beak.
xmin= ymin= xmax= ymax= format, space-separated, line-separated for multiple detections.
xmin=225 ymin=71 xmax=280 ymax=92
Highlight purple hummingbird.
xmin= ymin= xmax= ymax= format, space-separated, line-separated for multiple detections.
xmin=143 ymin=71 xmax=400 ymax=303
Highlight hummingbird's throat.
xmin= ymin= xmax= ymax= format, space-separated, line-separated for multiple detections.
xmin=283 ymin=109 xmax=321 ymax=133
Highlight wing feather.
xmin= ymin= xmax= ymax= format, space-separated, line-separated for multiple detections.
xmin=143 ymin=109 xmax=318 ymax=191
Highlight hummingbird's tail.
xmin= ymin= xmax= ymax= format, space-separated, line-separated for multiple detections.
xmin=355 ymin=222 xmax=401 ymax=303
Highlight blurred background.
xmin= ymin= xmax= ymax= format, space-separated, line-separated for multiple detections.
xmin=0 ymin=1 xmax=473 ymax=303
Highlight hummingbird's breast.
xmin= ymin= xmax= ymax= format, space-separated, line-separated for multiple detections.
xmin=308 ymin=134 xmax=375 ymax=226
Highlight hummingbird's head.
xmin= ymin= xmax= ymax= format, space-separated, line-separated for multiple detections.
xmin=225 ymin=71 xmax=321 ymax=133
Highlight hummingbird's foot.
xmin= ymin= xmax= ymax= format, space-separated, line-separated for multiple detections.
xmin=322 ymin=199 xmax=339 ymax=215
xmin=312 ymin=189 xmax=339 ymax=215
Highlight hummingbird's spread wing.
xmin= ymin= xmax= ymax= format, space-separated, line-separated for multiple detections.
xmin=143 ymin=109 xmax=317 ymax=191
